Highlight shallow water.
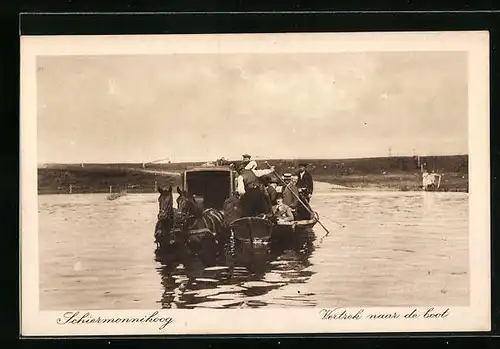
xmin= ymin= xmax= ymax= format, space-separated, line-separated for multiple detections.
xmin=38 ymin=185 xmax=469 ymax=310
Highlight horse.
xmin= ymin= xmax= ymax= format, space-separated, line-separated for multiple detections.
xmin=154 ymin=185 xmax=184 ymax=253
xmin=175 ymin=186 xmax=229 ymax=262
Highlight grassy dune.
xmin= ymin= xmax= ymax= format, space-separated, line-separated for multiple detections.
xmin=315 ymin=172 xmax=467 ymax=192
xmin=267 ymin=155 xmax=468 ymax=192
xmin=38 ymin=155 xmax=468 ymax=194
xmin=38 ymin=166 xmax=181 ymax=195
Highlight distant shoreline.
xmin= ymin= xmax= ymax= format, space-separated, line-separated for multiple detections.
xmin=37 ymin=153 xmax=469 ymax=167
xmin=314 ymin=173 xmax=467 ymax=193
xmin=37 ymin=154 xmax=468 ymax=195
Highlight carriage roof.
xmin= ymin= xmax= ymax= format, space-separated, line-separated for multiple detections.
xmin=184 ymin=166 xmax=234 ymax=173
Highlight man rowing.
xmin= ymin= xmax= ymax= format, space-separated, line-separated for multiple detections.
xmin=280 ymin=172 xmax=312 ymax=221
xmin=242 ymin=154 xmax=258 ymax=170
xmin=282 ymin=173 xmax=299 ymax=212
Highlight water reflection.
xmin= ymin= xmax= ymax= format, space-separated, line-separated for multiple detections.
xmin=155 ymin=231 xmax=316 ymax=309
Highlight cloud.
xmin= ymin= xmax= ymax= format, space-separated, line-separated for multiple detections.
xmin=37 ymin=52 xmax=468 ymax=163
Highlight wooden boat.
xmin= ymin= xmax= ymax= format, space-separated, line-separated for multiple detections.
xmin=269 ymin=212 xmax=319 ymax=249
xmin=229 ymin=216 xmax=274 ymax=245
xmin=273 ymin=215 xmax=318 ymax=236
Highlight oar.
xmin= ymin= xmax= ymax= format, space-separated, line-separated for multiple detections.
xmin=264 ymin=162 xmax=341 ymax=236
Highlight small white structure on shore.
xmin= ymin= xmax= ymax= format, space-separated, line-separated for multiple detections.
xmin=422 ymin=170 xmax=442 ymax=190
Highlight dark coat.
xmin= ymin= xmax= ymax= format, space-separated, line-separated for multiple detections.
xmin=296 ymin=170 xmax=314 ymax=194
xmin=266 ymin=185 xmax=278 ymax=206
xmin=282 ymin=183 xmax=299 ymax=209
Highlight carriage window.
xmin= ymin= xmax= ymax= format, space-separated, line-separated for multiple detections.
xmin=185 ymin=171 xmax=232 ymax=210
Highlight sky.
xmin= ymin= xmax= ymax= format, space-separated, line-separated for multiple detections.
xmin=37 ymin=51 xmax=468 ymax=163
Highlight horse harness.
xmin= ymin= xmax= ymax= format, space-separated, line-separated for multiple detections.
xmin=177 ymin=209 xmax=220 ymax=238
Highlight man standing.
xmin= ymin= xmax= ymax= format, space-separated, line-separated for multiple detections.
xmin=296 ymin=163 xmax=314 ymax=202
xmin=281 ymin=173 xmax=299 ymax=211
xmin=235 ymin=163 xmax=275 ymax=216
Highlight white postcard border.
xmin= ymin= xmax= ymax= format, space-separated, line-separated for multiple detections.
xmin=20 ymin=31 xmax=491 ymax=336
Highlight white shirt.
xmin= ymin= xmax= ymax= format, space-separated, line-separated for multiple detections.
xmin=236 ymin=168 xmax=274 ymax=195
xmin=422 ymin=172 xmax=430 ymax=186
xmin=244 ymin=160 xmax=258 ymax=170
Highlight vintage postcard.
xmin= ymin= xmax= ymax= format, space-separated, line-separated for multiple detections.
xmin=20 ymin=31 xmax=490 ymax=336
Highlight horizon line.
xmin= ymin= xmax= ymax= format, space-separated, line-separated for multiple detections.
xmin=37 ymin=153 xmax=469 ymax=166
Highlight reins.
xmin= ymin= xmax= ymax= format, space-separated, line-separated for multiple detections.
xmin=177 ymin=198 xmax=208 ymax=233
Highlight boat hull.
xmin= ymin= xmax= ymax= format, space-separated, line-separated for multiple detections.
xmin=229 ymin=214 xmax=318 ymax=250
xmin=270 ymin=217 xmax=317 ymax=247
xmin=229 ymin=217 xmax=274 ymax=245
xmin=273 ymin=218 xmax=318 ymax=235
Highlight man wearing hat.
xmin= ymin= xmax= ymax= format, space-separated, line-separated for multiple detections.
xmin=296 ymin=163 xmax=314 ymax=202
xmin=273 ymin=193 xmax=294 ymax=223
xmin=242 ymin=154 xmax=258 ymax=170
xmin=282 ymin=173 xmax=299 ymax=213
xmin=235 ymin=162 xmax=275 ymax=216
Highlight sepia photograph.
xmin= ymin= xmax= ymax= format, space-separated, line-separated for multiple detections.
xmin=20 ymin=32 xmax=490 ymax=335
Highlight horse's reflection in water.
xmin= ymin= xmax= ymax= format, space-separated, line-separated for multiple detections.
xmin=154 ymin=230 xmax=316 ymax=309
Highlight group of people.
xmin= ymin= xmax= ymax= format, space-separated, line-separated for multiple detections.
xmin=422 ymin=168 xmax=442 ymax=191
xmin=232 ymin=154 xmax=314 ymax=222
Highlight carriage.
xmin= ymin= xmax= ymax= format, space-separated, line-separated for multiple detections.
xmin=176 ymin=164 xmax=319 ymax=248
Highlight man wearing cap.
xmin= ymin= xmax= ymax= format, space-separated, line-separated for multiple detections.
xmin=242 ymin=154 xmax=258 ymax=171
xmin=235 ymin=162 xmax=275 ymax=216
xmin=296 ymin=163 xmax=314 ymax=202
xmin=282 ymin=173 xmax=299 ymax=213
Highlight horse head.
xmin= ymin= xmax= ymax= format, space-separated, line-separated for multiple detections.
xmin=176 ymin=186 xmax=202 ymax=219
xmin=155 ymin=185 xmax=179 ymax=248
xmin=176 ymin=186 xmax=214 ymax=251
xmin=157 ymin=185 xmax=174 ymax=221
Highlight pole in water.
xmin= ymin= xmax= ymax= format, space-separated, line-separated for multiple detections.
xmin=69 ymin=184 xmax=73 ymax=194
xmin=109 ymin=185 xmax=112 ymax=194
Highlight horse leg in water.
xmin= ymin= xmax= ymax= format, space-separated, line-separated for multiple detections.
xmin=181 ymin=231 xmax=214 ymax=266
xmin=154 ymin=220 xmax=165 ymax=249
xmin=198 ymin=233 xmax=220 ymax=266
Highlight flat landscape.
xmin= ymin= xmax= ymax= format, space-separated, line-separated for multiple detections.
xmin=38 ymin=155 xmax=468 ymax=195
